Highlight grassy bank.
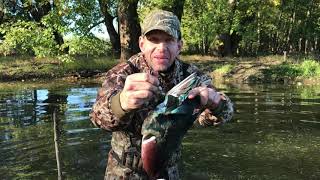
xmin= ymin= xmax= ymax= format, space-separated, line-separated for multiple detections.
xmin=182 ymin=55 xmax=320 ymax=84
xmin=1 ymin=55 xmax=320 ymax=84
xmin=0 ymin=55 xmax=117 ymax=81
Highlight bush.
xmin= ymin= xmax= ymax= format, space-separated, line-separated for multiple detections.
xmin=267 ymin=59 xmax=320 ymax=79
xmin=64 ymin=36 xmax=111 ymax=57
xmin=214 ymin=64 xmax=234 ymax=74
xmin=269 ymin=64 xmax=301 ymax=77
xmin=298 ymin=60 xmax=320 ymax=77
xmin=0 ymin=21 xmax=58 ymax=57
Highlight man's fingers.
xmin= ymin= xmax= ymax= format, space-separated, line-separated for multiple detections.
xmin=125 ymin=81 xmax=159 ymax=93
xmin=121 ymin=73 xmax=160 ymax=111
xmin=189 ymin=87 xmax=223 ymax=108
xmin=212 ymin=92 xmax=222 ymax=104
xmin=127 ymin=73 xmax=159 ymax=86
xmin=188 ymin=88 xmax=200 ymax=99
xmin=199 ymin=88 xmax=209 ymax=106
xmin=130 ymin=90 xmax=154 ymax=100
xmin=188 ymin=87 xmax=209 ymax=106
xmin=121 ymin=89 xmax=156 ymax=110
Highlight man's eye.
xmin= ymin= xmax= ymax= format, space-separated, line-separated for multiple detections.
xmin=165 ymin=38 xmax=174 ymax=43
xmin=148 ymin=37 xmax=159 ymax=42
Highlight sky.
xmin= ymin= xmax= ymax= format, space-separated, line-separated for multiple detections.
xmin=90 ymin=23 xmax=111 ymax=41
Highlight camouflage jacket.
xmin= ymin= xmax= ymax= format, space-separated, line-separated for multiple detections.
xmin=90 ymin=53 xmax=234 ymax=180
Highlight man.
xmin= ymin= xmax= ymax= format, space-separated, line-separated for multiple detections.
xmin=90 ymin=9 xmax=234 ymax=180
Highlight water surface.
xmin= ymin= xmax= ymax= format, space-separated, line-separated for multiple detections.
xmin=0 ymin=81 xmax=319 ymax=179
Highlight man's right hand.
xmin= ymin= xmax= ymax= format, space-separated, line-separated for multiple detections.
xmin=120 ymin=73 xmax=160 ymax=111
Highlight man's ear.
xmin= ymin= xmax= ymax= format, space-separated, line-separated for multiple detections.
xmin=178 ymin=40 xmax=183 ymax=53
xmin=139 ymin=36 xmax=145 ymax=52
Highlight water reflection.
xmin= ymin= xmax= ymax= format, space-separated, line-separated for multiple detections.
xmin=0 ymin=82 xmax=319 ymax=179
xmin=182 ymin=84 xmax=320 ymax=180
xmin=0 ymin=83 xmax=109 ymax=179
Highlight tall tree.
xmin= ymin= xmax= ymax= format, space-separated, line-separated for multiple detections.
xmin=118 ymin=0 xmax=140 ymax=61
xmin=139 ymin=0 xmax=185 ymax=20
xmin=98 ymin=0 xmax=121 ymax=56
xmin=0 ymin=0 xmax=66 ymax=48
xmin=158 ymin=0 xmax=185 ymax=20
xmin=182 ymin=0 xmax=231 ymax=55
xmin=0 ymin=0 xmax=4 ymax=25
xmin=29 ymin=1 xmax=65 ymax=47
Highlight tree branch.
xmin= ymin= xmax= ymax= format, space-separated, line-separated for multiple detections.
xmin=85 ymin=19 xmax=107 ymax=36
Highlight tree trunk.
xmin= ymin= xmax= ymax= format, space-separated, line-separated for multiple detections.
xmin=118 ymin=0 xmax=140 ymax=62
xmin=299 ymin=38 xmax=302 ymax=52
xmin=223 ymin=34 xmax=232 ymax=56
xmin=0 ymin=7 xmax=3 ymax=39
xmin=285 ymin=7 xmax=296 ymax=52
xmin=0 ymin=9 xmax=3 ymax=25
xmin=27 ymin=1 xmax=66 ymax=50
xmin=51 ymin=1 xmax=67 ymax=52
xmin=222 ymin=0 xmax=238 ymax=56
xmin=257 ymin=11 xmax=260 ymax=55
xmin=98 ymin=0 xmax=121 ymax=56
xmin=29 ymin=1 xmax=51 ymax=22
xmin=315 ymin=36 xmax=318 ymax=51
xmin=160 ymin=0 xmax=185 ymax=21
xmin=305 ymin=39 xmax=308 ymax=55
xmin=54 ymin=31 xmax=68 ymax=53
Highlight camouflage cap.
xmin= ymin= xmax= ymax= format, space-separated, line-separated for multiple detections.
xmin=141 ymin=9 xmax=181 ymax=39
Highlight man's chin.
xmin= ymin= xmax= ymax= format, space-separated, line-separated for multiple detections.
xmin=155 ymin=65 xmax=177 ymax=74
xmin=151 ymin=60 xmax=175 ymax=73
xmin=153 ymin=65 xmax=168 ymax=72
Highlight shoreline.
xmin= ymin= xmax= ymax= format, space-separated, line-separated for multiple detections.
xmin=1 ymin=55 xmax=319 ymax=85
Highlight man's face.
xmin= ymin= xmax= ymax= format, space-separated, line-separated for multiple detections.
xmin=139 ymin=30 xmax=183 ymax=72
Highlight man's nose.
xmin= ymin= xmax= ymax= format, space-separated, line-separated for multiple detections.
xmin=156 ymin=42 xmax=167 ymax=51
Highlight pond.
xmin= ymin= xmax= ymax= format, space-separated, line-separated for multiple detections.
xmin=0 ymin=81 xmax=319 ymax=179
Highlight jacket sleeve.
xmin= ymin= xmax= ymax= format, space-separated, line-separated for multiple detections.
xmin=89 ymin=62 xmax=135 ymax=131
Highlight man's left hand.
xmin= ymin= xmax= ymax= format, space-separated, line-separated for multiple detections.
xmin=188 ymin=86 xmax=224 ymax=109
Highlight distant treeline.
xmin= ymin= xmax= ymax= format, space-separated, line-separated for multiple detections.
xmin=0 ymin=0 xmax=319 ymax=60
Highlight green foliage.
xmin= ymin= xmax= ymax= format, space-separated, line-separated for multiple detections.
xmin=269 ymin=63 xmax=301 ymax=77
xmin=2 ymin=0 xmax=320 ymax=58
xmin=57 ymin=54 xmax=76 ymax=63
xmin=64 ymin=36 xmax=111 ymax=57
xmin=41 ymin=8 xmax=69 ymax=35
xmin=298 ymin=60 xmax=320 ymax=77
xmin=64 ymin=0 xmax=103 ymax=35
xmin=0 ymin=55 xmax=117 ymax=81
xmin=214 ymin=64 xmax=235 ymax=74
xmin=266 ymin=59 xmax=320 ymax=79
xmin=180 ymin=0 xmax=320 ymax=55
xmin=181 ymin=0 xmax=229 ymax=54
xmin=62 ymin=56 xmax=117 ymax=72
xmin=297 ymin=85 xmax=320 ymax=99
xmin=0 ymin=21 xmax=58 ymax=57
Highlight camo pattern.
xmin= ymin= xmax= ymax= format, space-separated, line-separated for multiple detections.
xmin=90 ymin=52 xmax=234 ymax=179
xmin=141 ymin=9 xmax=181 ymax=39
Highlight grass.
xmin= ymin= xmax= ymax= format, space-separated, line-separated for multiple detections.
xmin=299 ymin=59 xmax=320 ymax=77
xmin=0 ymin=55 xmax=117 ymax=81
xmin=1 ymin=54 xmax=319 ymax=83
xmin=62 ymin=56 xmax=117 ymax=72
xmin=183 ymin=54 xmax=320 ymax=84
xmin=265 ymin=59 xmax=320 ymax=79
xmin=213 ymin=64 xmax=235 ymax=75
